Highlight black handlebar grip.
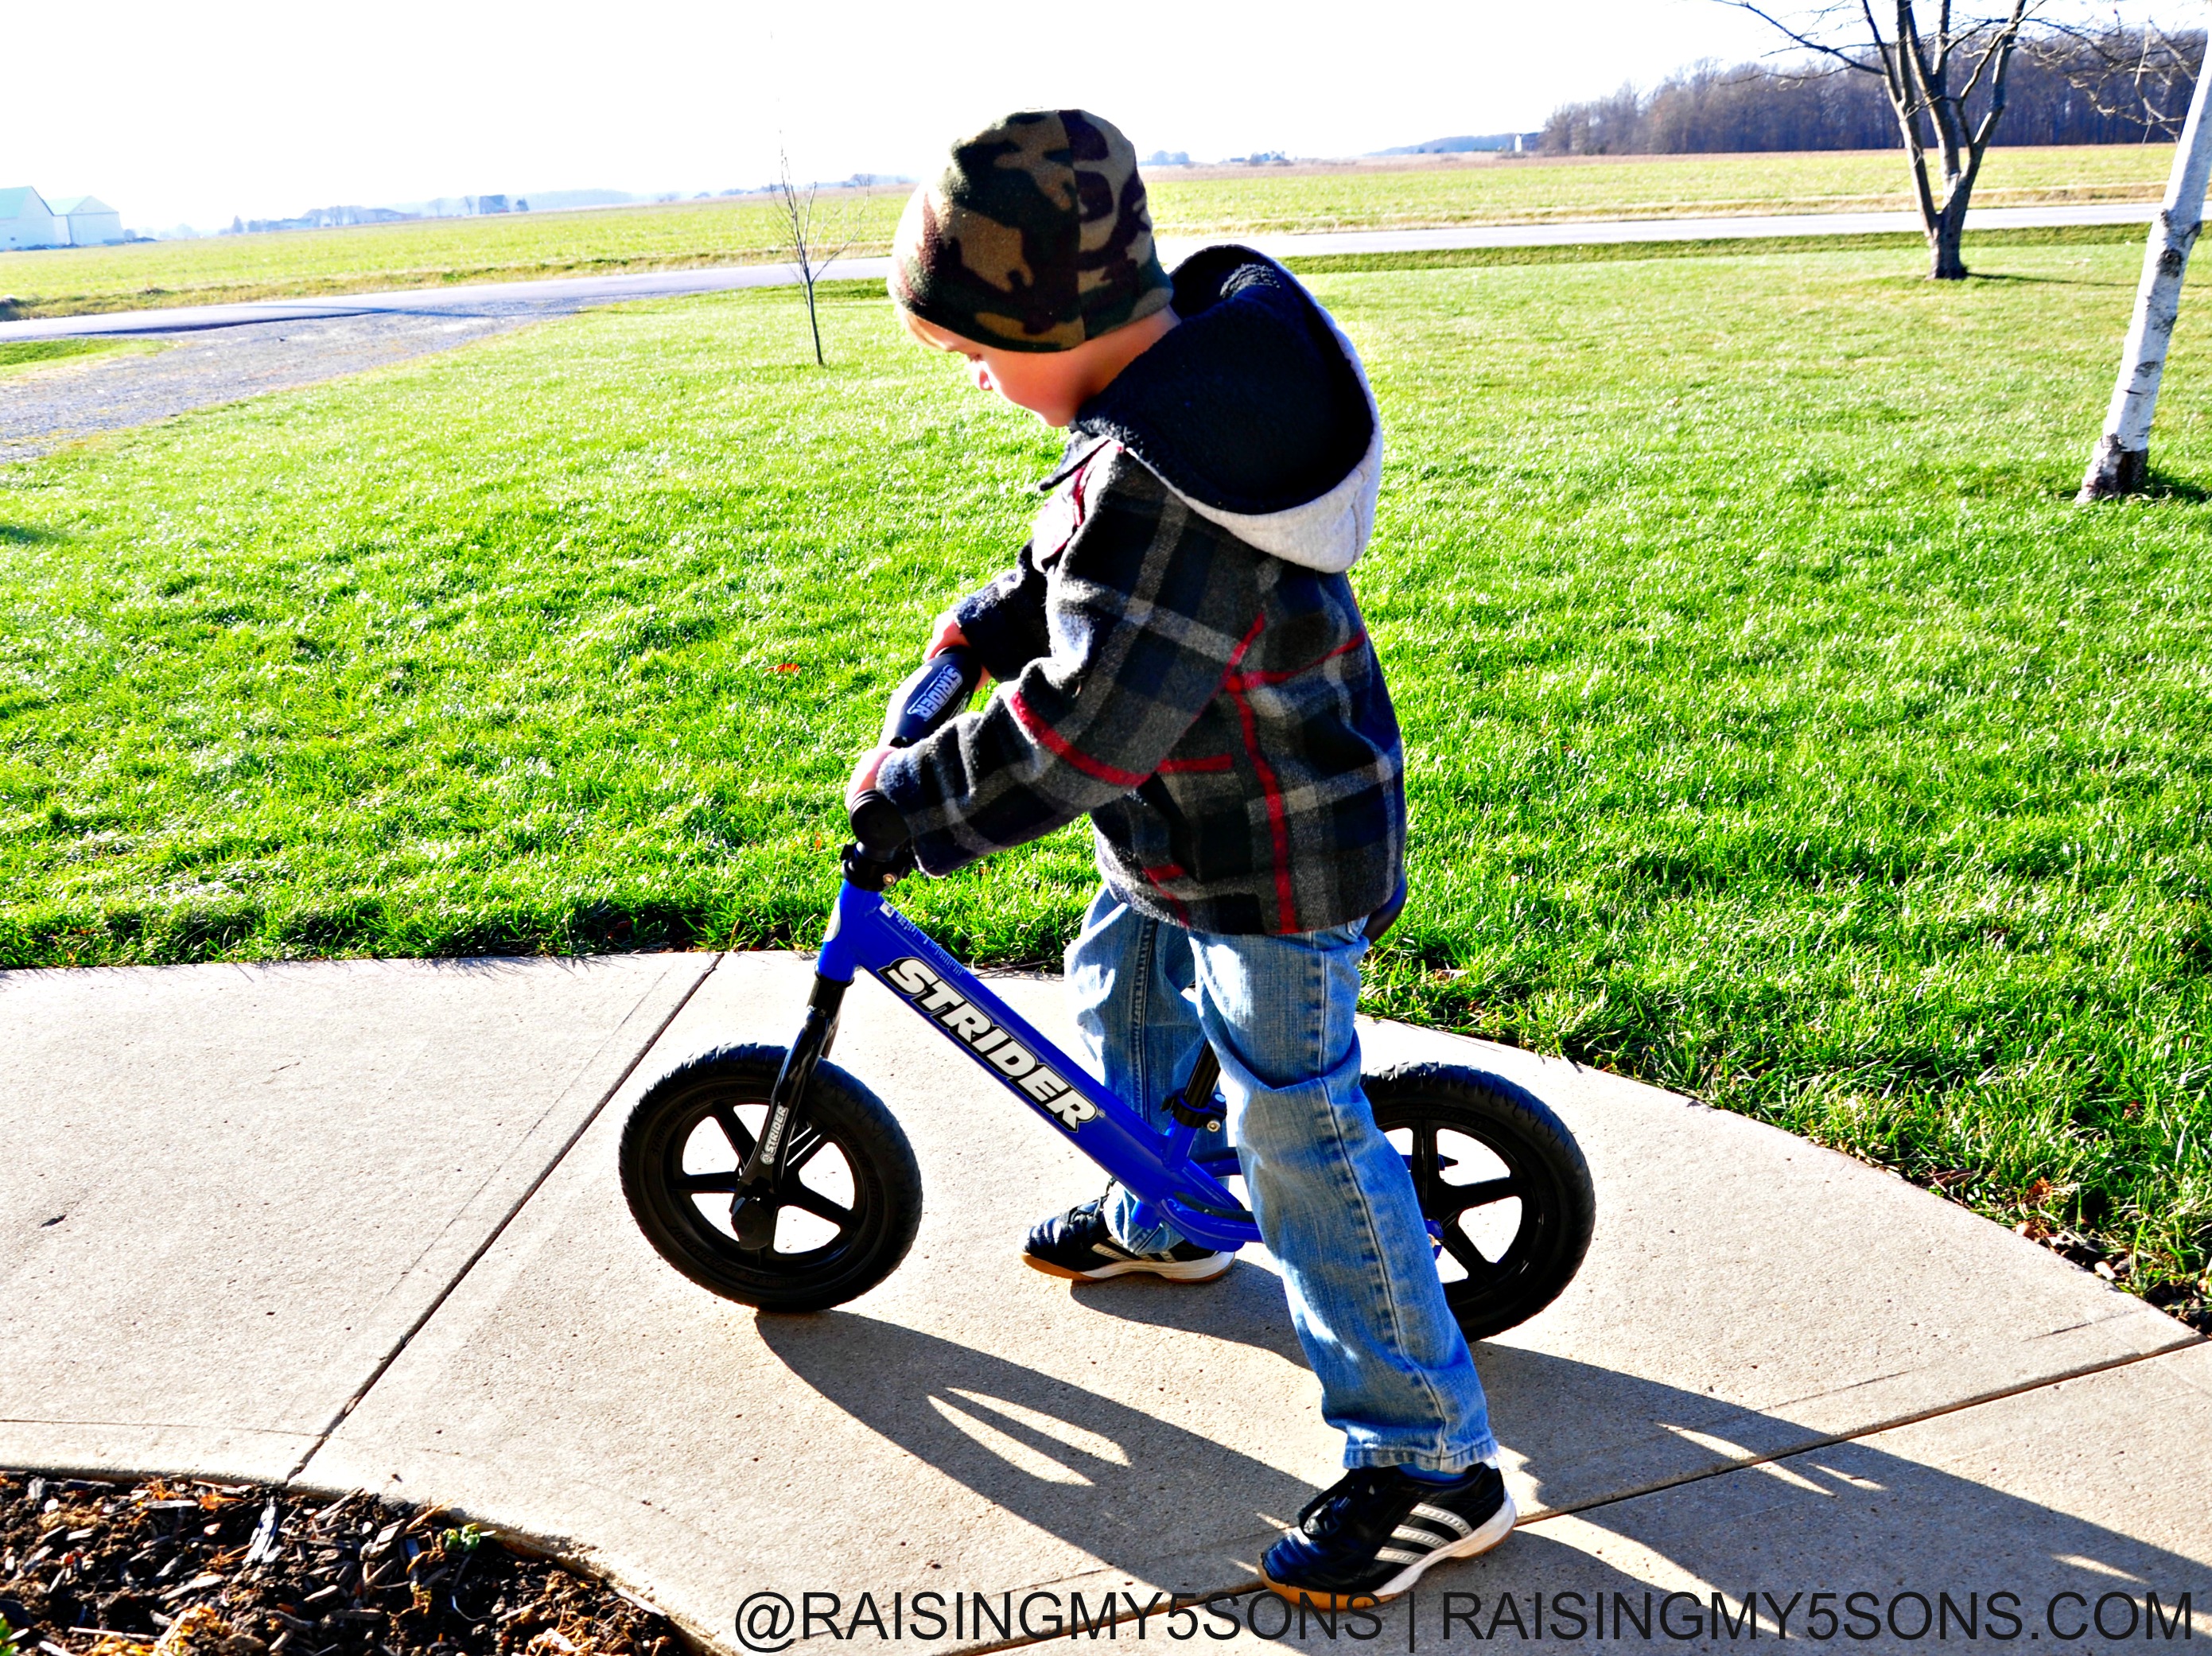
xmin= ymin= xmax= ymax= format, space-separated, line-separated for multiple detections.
xmin=846 ymin=647 xmax=982 ymax=864
xmin=848 ymin=790 xmax=911 ymax=862
xmin=881 ymin=646 xmax=982 ymax=749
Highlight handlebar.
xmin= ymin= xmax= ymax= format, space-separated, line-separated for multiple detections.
xmin=848 ymin=645 xmax=983 ymax=864
xmin=879 ymin=645 xmax=983 ymax=749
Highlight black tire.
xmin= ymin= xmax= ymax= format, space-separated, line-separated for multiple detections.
xmin=619 ymin=1044 xmax=922 ymax=1313
xmin=1365 ymin=1063 xmax=1596 ymax=1342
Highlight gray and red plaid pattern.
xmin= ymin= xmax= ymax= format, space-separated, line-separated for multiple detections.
xmin=876 ymin=442 xmax=1405 ymax=937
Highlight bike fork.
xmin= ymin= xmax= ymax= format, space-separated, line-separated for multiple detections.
xmin=729 ymin=971 xmax=848 ymax=1247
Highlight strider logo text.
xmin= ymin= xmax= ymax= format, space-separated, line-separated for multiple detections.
xmin=881 ymin=958 xmax=1099 ymax=1132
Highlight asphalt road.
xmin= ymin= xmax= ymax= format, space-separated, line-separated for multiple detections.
xmin=0 ymin=200 xmax=2157 ymax=344
xmin=0 ymin=311 xmax=524 ymax=463
xmin=0 ymin=200 xmax=2158 ymax=461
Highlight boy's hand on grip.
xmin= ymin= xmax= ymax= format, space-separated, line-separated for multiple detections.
xmin=846 ymin=745 xmax=896 ymax=812
xmin=847 ymin=633 xmax=981 ymax=860
xmin=926 ymin=612 xmax=974 ymax=663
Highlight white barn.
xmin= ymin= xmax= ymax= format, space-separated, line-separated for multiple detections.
xmin=0 ymin=186 xmax=61 ymax=250
xmin=49 ymin=195 xmax=126 ymax=246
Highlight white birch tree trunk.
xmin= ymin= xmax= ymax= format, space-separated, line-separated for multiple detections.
xmin=2078 ymin=63 xmax=2212 ymax=501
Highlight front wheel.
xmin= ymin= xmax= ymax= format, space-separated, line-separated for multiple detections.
xmin=1365 ymin=1064 xmax=1596 ymax=1342
xmin=620 ymin=1044 xmax=922 ymax=1312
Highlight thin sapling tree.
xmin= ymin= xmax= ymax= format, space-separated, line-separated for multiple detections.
xmin=771 ymin=149 xmax=870 ymax=367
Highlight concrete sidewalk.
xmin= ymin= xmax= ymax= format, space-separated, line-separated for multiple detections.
xmin=3 ymin=950 xmax=2204 ymax=1655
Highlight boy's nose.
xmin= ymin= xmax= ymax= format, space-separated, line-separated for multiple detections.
xmin=971 ymin=362 xmax=994 ymax=393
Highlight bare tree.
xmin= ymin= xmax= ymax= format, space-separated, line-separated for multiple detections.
xmin=1722 ymin=2 xmax=2043 ymax=278
xmin=771 ymin=148 xmax=869 ymax=367
xmin=2030 ymin=14 xmax=2201 ymax=135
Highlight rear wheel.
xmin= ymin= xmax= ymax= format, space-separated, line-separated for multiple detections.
xmin=1365 ymin=1064 xmax=1596 ymax=1341
xmin=620 ymin=1044 xmax=922 ymax=1312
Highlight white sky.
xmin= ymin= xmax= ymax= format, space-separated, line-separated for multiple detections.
xmin=8 ymin=1 xmax=1793 ymax=231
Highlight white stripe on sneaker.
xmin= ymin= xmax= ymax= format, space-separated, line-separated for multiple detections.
xmin=1390 ymin=1523 xmax=1456 ymax=1550
xmin=1409 ymin=1503 xmax=1476 ymax=1537
xmin=1370 ymin=1493 xmax=1518 ymax=1601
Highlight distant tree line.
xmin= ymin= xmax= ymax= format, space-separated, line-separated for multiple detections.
xmin=1539 ymin=25 xmax=2202 ymax=154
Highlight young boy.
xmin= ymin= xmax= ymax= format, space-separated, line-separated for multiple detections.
xmin=847 ymin=110 xmax=1513 ymax=1606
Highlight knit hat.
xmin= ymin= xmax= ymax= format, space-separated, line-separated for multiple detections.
xmin=890 ymin=110 xmax=1172 ymax=353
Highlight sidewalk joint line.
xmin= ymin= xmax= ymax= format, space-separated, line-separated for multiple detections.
xmin=280 ymin=950 xmax=725 ymax=1484
xmin=1517 ymin=1332 xmax=2206 ymax=1530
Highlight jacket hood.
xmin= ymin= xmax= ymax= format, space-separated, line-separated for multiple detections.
xmin=1059 ymin=246 xmax=1382 ymax=574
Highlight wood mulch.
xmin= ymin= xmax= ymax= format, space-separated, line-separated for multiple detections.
xmin=0 ymin=1473 xmax=680 ymax=1656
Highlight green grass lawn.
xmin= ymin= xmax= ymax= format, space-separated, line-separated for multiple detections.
xmin=0 ymin=338 xmax=148 ymax=377
xmin=1 ymin=242 xmax=2206 ymax=1315
xmin=0 ymin=145 xmax=2175 ymax=320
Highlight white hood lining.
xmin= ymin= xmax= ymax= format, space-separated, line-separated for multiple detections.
xmin=1125 ymin=309 xmax=1383 ymax=577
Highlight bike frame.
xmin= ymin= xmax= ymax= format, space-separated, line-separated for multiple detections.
xmin=740 ymin=870 xmax=1264 ymax=1254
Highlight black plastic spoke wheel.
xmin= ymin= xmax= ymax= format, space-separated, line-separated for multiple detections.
xmin=709 ymin=1104 xmax=755 ymax=1158
xmin=1366 ymin=1063 xmax=1596 ymax=1342
xmin=674 ymin=1169 xmax=742 ymax=1195
xmin=780 ymin=1183 xmax=856 ymax=1228
xmin=620 ymin=1044 xmax=922 ymax=1313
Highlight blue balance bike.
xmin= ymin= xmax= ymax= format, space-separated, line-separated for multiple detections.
xmin=621 ymin=649 xmax=1595 ymax=1340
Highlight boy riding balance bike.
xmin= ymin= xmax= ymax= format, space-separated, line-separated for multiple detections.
xmin=620 ymin=111 xmax=1594 ymax=1610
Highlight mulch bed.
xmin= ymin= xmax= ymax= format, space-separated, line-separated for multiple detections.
xmin=0 ymin=1473 xmax=681 ymax=1656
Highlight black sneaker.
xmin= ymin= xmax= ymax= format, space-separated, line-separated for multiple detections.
xmin=1023 ymin=1198 xmax=1236 ymax=1283
xmin=1260 ymin=1464 xmax=1516 ymax=1608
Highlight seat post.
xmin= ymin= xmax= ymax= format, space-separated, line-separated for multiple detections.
xmin=1166 ymin=1043 xmax=1225 ymax=1133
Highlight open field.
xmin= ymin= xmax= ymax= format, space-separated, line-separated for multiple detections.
xmin=1149 ymin=143 xmax=2175 ymax=228
xmin=0 ymin=145 xmax=2177 ymax=320
xmin=1 ymin=243 xmax=2207 ymax=1309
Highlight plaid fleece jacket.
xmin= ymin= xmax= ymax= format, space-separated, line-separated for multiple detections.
xmin=874 ymin=439 xmax=1406 ymax=936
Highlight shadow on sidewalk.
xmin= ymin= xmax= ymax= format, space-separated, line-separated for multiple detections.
xmin=757 ymin=1310 xmax=2210 ymax=1633
xmin=756 ymin=1312 xmax=1309 ymax=1588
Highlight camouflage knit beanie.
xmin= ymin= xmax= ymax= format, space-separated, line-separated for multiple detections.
xmin=890 ymin=109 xmax=1172 ymax=352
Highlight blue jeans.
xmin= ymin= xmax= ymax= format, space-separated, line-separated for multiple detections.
xmin=1065 ymin=885 xmax=1498 ymax=1472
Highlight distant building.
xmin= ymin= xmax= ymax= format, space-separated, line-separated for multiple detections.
xmin=1372 ymin=134 xmax=1541 ymax=157
xmin=49 ymin=195 xmax=126 ymax=246
xmin=224 ymin=204 xmax=421 ymax=235
xmin=0 ymin=185 xmax=62 ymax=250
xmin=0 ymin=189 xmax=133 ymax=247
xmin=217 ymin=196 xmax=532 ymax=232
